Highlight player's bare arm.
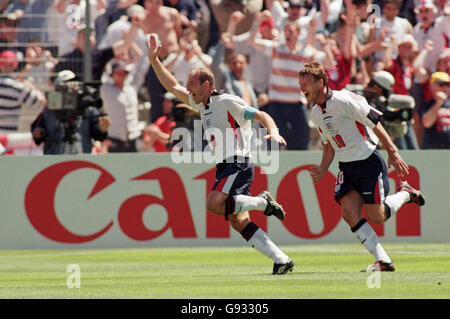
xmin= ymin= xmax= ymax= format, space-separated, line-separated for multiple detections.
xmin=372 ymin=122 xmax=409 ymax=177
xmin=146 ymin=34 xmax=190 ymax=105
xmin=253 ymin=111 xmax=287 ymax=146
xmin=310 ymin=142 xmax=335 ymax=183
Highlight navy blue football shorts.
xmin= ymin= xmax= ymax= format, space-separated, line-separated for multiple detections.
xmin=212 ymin=156 xmax=254 ymax=196
xmin=334 ymin=150 xmax=390 ymax=205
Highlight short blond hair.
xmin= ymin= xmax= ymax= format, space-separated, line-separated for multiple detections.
xmin=298 ymin=62 xmax=328 ymax=85
xmin=189 ymin=68 xmax=216 ymax=89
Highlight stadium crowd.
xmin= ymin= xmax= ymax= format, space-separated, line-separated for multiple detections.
xmin=0 ymin=0 xmax=449 ymax=154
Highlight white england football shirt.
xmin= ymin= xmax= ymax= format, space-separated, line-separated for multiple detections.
xmin=188 ymin=92 xmax=255 ymax=162
xmin=310 ymin=88 xmax=383 ymax=162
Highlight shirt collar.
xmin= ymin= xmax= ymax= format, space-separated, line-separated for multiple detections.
xmin=205 ymin=91 xmax=220 ymax=109
xmin=421 ymin=21 xmax=435 ymax=33
xmin=317 ymin=87 xmax=333 ymax=113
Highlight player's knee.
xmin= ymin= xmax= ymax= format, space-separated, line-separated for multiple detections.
xmin=229 ymin=217 xmax=241 ymax=231
xmin=341 ymin=209 xmax=360 ymax=226
xmin=366 ymin=214 xmax=385 ymax=225
xmin=365 ymin=206 xmax=386 ymax=224
xmin=206 ymin=197 xmax=224 ymax=215
xmin=229 ymin=213 xmax=250 ymax=233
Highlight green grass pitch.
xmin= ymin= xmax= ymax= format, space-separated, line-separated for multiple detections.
xmin=0 ymin=243 xmax=449 ymax=299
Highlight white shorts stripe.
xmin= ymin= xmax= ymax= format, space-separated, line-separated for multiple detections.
xmin=222 ymin=172 xmax=239 ymax=194
xmin=378 ymin=172 xmax=385 ymax=202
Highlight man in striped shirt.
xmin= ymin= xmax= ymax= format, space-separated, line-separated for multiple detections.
xmin=249 ymin=12 xmax=333 ymax=150
xmin=0 ymin=50 xmax=45 ymax=133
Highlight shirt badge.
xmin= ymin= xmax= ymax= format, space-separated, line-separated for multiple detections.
xmin=323 ymin=116 xmax=333 ymax=131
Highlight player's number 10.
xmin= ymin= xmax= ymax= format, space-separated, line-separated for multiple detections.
xmin=332 ymin=134 xmax=346 ymax=148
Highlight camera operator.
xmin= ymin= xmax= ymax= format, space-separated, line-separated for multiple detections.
xmin=31 ymin=70 xmax=110 ymax=154
xmin=362 ymin=71 xmax=417 ymax=149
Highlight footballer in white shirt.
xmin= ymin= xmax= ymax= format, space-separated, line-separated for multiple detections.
xmin=299 ymin=62 xmax=426 ymax=272
xmin=146 ymin=34 xmax=294 ymax=275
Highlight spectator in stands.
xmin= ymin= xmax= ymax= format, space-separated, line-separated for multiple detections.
xmin=163 ymin=27 xmax=212 ymax=87
xmin=410 ymin=1 xmax=447 ymax=146
xmin=141 ymin=0 xmax=183 ymax=62
xmin=220 ymin=10 xmax=278 ymax=109
xmin=163 ymin=0 xmax=199 ymax=29
xmin=209 ymin=0 xmax=263 ymax=36
xmin=437 ymin=49 xmax=450 ymax=75
xmin=419 ymin=71 xmax=450 ymax=149
xmin=53 ymin=25 xmax=95 ymax=80
xmin=222 ymin=53 xmax=259 ymax=109
xmin=0 ymin=50 xmax=45 ymax=133
xmin=434 ymin=0 xmax=448 ymax=17
xmin=100 ymin=60 xmax=141 ymax=152
xmin=413 ymin=0 xmax=446 ymax=75
xmin=402 ymin=38 xmax=434 ymax=148
xmin=381 ymin=34 xmax=422 ymax=150
xmin=94 ymin=0 xmax=141 ymax=45
xmin=382 ymin=34 xmax=424 ymax=95
xmin=141 ymin=0 xmax=183 ymax=122
xmin=3 ymin=0 xmax=53 ymax=44
xmin=435 ymin=4 xmax=450 ymax=49
xmin=398 ymin=0 xmax=417 ymax=25
xmin=249 ymin=12 xmax=332 ymax=150
xmin=142 ymin=92 xmax=177 ymax=152
xmin=372 ymin=0 xmax=413 ymax=65
xmin=319 ymin=7 xmax=356 ymax=91
xmin=20 ymin=38 xmax=58 ymax=93
xmin=0 ymin=13 xmax=26 ymax=68
xmin=267 ymin=0 xmax=329 ymax=43
xmin=97 ymin=4 xmax=149 ymax=86
xmin=50 ymin=0 xmax=105 ymax=57
xmin=338 ymin=0 xmax=387 ymax=78
xmin=55 ymin=22 xmax=140 ymax=83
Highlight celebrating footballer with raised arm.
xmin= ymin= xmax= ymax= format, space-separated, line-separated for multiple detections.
xmin=300 ymin=62 xmax=425 ymax=272
xmin=146 ymin=34 xmax=294 ymax=275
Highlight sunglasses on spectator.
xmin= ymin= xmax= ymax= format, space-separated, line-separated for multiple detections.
xmin=437 ymin=81 xmax=450 ymax=87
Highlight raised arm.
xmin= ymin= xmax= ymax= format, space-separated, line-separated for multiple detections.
xmin=413 ymin=40 xmax=433 ymax=83
xmin=248 ymin=11 xmax=276 ymax=53
xmin=355 ymin=27 xmax=390 ymax=59
xmin=341 ymin=6 xmax=357 ymax=61
xmin=320 ymin=0 xmax=330 ymax=25
xmin=422 ymin=91 xmax=448 ymax=128
xmin=221 ymin=11 xmax=247 ymax=50
xmin=146 ymin=35 xmax=190 ymax=105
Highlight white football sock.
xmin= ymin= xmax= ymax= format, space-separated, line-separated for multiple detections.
xmin=233 ymin=195 xmax=267 ymax=213
xmin=352 ymin=219 xmax=391 ymax=263
xmin=241 ymin=222 xmax=290 ymax=264
xmin=384 ymin=191 xmax=410 ymax=217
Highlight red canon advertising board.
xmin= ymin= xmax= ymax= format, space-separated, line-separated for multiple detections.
xmin=22 ymin=158 xmax=421 ymax=246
